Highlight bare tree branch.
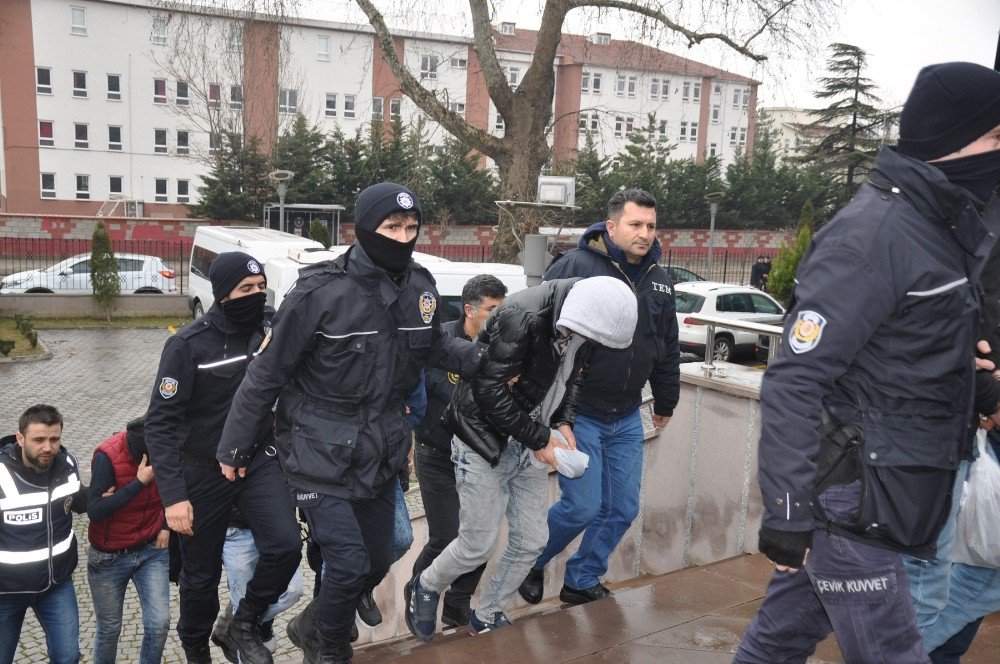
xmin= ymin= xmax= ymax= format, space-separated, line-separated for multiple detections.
xmin=467 ymin=0 xmax=515 ymax=115
xmin=353 ymin=0 xmax=505 ymax=159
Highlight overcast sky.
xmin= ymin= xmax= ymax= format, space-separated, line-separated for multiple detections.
xmin=294 ymin=0 xmax=999 ymax=110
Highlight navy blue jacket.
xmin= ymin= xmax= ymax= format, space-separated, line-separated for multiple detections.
xmin=544 ymin=223 xmax=680 ymax=420
xmin=415 ymin=317 xmax=466 ymax=452
xmin=759 ymin=148 xmax=1000 ymax=556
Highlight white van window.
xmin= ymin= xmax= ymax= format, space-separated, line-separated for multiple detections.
xmin=191 ymin=245 xmax=219 ymax=279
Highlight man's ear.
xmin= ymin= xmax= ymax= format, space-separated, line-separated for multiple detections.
xmin=15 ymin=432 xmax=24 ymax=447
xmin=605 ymin=219 xmax=615 ymax=234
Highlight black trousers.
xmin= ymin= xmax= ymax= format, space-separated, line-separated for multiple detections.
xmin=176 ymin=453 xmax=301 ymax=645
xmin=411 ymin=441 xmax=486 ymax=609
xmin=303 ymin=484 xmax=395 ymax=644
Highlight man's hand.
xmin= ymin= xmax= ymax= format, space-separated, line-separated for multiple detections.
xmin=758 ymin=526 xmax=812 ymax=574
xmin=136 ymin=454 xmax=155 ymax=485
xmin=407 ymin=441 xmax=415 ymax=476
xmin=154 ymin=529 xmax=170 ymax=548
xmin=652 ymin=414 xmax=671 ymax=428
xmin=555 ymin=424 xmax=577 ymax=450
xmin=166 ymin=500 xmax=194 ymax=535
xmin=533 ymin=433 xmax=572 ymax=470
xmin=220 ymin=463 xmax=246 ymax=482
xmin=101 ymin=486 xmax=116 ymax=498
xmin=976 ymin=340 xmax=995 ymax=372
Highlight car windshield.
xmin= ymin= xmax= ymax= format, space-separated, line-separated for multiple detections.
xmin=675 ymin=292 xmax=704 ymax=314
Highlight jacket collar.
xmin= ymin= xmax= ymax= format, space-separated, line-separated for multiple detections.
xmin=446 ymin=316 xmax=470 ymax=341
xmin=579 ymin=221 xmax=663 ymax=273
xmin=868 ymin=147 xmax=989 ymax=256
xmin=346 ymin=242 xmax=413 ymax=307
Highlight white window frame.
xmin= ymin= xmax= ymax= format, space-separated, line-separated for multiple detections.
xmin=39 ymin=121 xmax=54 ymax=148
xmin=372 ymin=96 xmax=384 ymax=121
xmin=177 ymin=179 xmax=190 ymax=204
xmin=739 ymin=127 xmax=748 ymax=145
xmin=420 ymin=55 xmax=439 ymax=80
xmin=709 ymin=143 xmax=718 ymax=157
xmin=209 ymin=133 xmax=221 ymax=154
xmin=682 ymin=81 xmax=690 ymax=102
xmin=230 ymin=84 xmax=243 ymax=109
xmin=711 ymin=105 xmax=720 ymax=123
xmin=614 ymin=116 xmax=624 ymax=138
xmin=176 ymin=81 xmax=189 ymax=107
xmin=449 ymin=102 xmax=465 ymax=118
xmin=627 ymin=75 xmax=637 ymax=98
xmin=74 ymin=123 xmax=89 ymax=149
xmin=41 ymin=173 xmax=56 ymax=199
xmin=317 ymin=35 xmax=331 ymax=61
xmin=109 ymin=176 xmax=123 ymax=196
xmin=325 ymin=93 xmax=337 ymax=118
xmin=154 ymin=178 xmax=168 ymax=203
xmin=581 ymin=72 xmax=591 ymax=94
xmin=227 ymin=23 xmax=242 ymax=52
xmin=176 ymin=130 xmax=190 ymax=155
xmin=107 ymin=74 xmax=122 ymax=101
xmin=344 ymin=95 xmax=356 ymax=119
xmin=501 ymin=22 xmax=516 ymax=35
xmin=70 ymin=6 xmax=87 ymax=36
xmin=36 ymin=67 xmax=52 ymax=94
xmin=389 ymin=98 xmax=401 ymax=120
xmin=594 ymin=33 xmax=610 ymax=45
xmin=153 ymin=78 xmax=167 ymax=104
xmin=625 ymin=116 xmax=634 ymax=135
xmin=279 ymin=88 xmax=298 ymax=114
xmin=72 ymin=71 xmax=87 ymax=98
xmin=151 ymin=17 xmax=167 ymax=45
xmin=506 ymin=67 xmax=520 ymax=89
xmin=75 ymin=174 xmax=90 ymax=200
xmin=742 ymin=88 xmax=751 ymax=109
xmin=690 ymin=121 xmax=699 ymax=142
xmin=154 ymin=128 xmax=168 ymax=154
xmin=108 ymin=125 xmax=122 ymax=151
xmin=658 ymin=120 xmax=668 ymax=137
xmin=495 ymin=113 xmax=505 ymax=132
xmin=714 ymin=83 xmax=722 ymax=95
xmin=591 ymin=72 xmax=602 ymax=94
xmin=450 ymin=56 xmax=467 ymax=69
xmin=650 ymin=77 xmax=660 ymax=100
xmin=616 ymin=74 xmax=626 ymax=97
xmin=680 ymin=121 xmax=689 ymax=142
xmin=729 ymin=126 xmax=738 ymax=146
xmin=208 ymin=83 xmax=221 ymax=109
xmin=732 ymin=89 xmax=741 ymax=108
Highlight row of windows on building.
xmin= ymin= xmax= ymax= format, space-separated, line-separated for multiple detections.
xmin=37 ymin=121 xmax=198 ymax=155
xmin=582 ymin=72 xmax=751 ymax=108
xmin=578 ymin=111 xmax=748 ymax=145
xmin=40 ymin=173 xmax=190 ymax=204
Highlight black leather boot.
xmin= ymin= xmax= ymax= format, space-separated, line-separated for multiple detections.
xmin=318 ymin=635 xmax=353 ymax=664
xmin=228 ymin=600 xmax=273 ymax=664
xmin=287 ymin=599 xmax=322 ymax=664
xmin=518 ymin=568 xmax=544 ymax=604
xmin=182 ymin=641 xmax=212 ymax=664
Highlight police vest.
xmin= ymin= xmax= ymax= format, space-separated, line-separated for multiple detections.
xmin=0 ymin=448 xmax=80 ymax=594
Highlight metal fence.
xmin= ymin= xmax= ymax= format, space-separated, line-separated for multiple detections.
xmin=660 ymin=247 xmax=781 ymax=285
xmin=0 ymin=237 xmax=190 ymax=294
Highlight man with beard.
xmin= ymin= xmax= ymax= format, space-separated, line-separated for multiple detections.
xmin=0 ymin=404 xmax=88 ymax=664
xmin=216 ymin=183 xmax=485 ymax=664
xmin=145 ymin=253 xmax=301 ymax=664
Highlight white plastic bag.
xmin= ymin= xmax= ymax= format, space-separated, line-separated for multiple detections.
xmin=951 ymin=429 xmax=1000 ymax=568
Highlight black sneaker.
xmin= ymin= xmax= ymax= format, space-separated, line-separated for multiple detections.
xmin=441 ymin=602 xmax=472 ymax=628
xmin=356 ymin=589 xmax=383 ymax=627
xmin=559 ymin=582 xmax=613 ymax=605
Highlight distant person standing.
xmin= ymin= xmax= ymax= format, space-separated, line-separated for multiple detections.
xmin=750 ymin=255 xmax=768 ymax=289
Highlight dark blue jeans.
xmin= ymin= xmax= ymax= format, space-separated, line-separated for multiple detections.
xmin=0 ymin=579 xmax=79 ymax=664
xmin=87 ymin=543 xmax=169 ymax=664
xmin=734 ymin=482 xmax=930 ymax=663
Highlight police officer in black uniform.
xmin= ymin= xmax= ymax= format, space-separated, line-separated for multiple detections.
xmin=216 ymin=183 xmax=485 ymax=664
xmin=145 ymin=252 xmax=301 ymax=664
xmin=734 ymin=62 xmax=1000 ymax=663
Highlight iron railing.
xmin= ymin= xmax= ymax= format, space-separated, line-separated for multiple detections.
xmin=687 ymin=313 xmax=784 ymax=371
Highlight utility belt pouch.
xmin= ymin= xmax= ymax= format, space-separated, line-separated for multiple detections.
xmin=814 ymin=408 xmax=863 ymax=495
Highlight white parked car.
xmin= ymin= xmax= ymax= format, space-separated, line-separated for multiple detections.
xmin=0 ymin=253 xmax=177 ymax=294
xmin=675 ymin=281 xmax=785 ymax=361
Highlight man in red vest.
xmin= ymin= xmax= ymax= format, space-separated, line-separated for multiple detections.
xmin=86 ymin=417 xmax=170 ymax=664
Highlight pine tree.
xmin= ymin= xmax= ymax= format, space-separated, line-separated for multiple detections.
xmin=189 ymin=132 xmax=272 ymax=221
xmin=607 ymin=114 xmax=675 ymax=206
xmin=272 ymin=114 xmax=336 ymax=204
xmin=426 ymin=138 xmax=499 ymax=226
xmin=804 ymin=43 xmax=893 ymax=196
xmin=90 ymin=221 xmax=120 ymax=322
xmin=570 ymin=130 xmax=612 ymax=225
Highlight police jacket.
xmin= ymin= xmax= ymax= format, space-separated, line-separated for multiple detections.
xmin=145 ymin=305 xmax=274 ymax=507
xmin=415 ymin=317 xmax=467 ymax=453
xmin=544 ymin=223 xmax=680 ymax=421
xmin=216 ymin=243 xmax=485 ymax=501
xmin=759 ymin=147 xmax=1000 ymax=557
xmin=443 ymin=278 xmax=591 ymax=465
xmin=0 ymin=437 xmax=86 ymax=594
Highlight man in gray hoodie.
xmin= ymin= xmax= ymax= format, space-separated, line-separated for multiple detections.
xmin=405 ymin=276 xmax=638 ymax=642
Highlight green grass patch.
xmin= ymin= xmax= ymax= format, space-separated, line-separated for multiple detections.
xmin=19 ymin=316 xmax=190 ymax=330
xmin=0 ymin=318 xmax=45 ymax=358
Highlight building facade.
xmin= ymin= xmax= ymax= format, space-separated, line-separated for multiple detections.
xmin=0 ymin=0 xmax=759 ymax=217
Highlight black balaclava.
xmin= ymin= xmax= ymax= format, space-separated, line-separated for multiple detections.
xmin=353 ymin=182 xmax=423 ymax=276
xmin=125 ymin=416 xmax=147 ymax=464
xmin=932 ymin=150 xmax=1000 ymax=204
xmin=208 ymin=251 xmax=266 ymax=331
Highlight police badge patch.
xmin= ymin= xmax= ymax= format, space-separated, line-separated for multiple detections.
xmin=159 ymin=377 xmax=179 ymax=399
xmin=247 ymin=260 xmax=261 ymax=274
xmin=419 ymin=292 xmax=437 ymax=324
xmin=789 ymin=310 xmax=827 ymax=354
xmin=397 ymin=192 xmax=414 ymax=209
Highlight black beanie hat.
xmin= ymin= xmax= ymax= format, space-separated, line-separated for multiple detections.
xmin=354 ymin=182 xmax=422 ymax=232
xmin=209 ymin=251 xmax=264 ymax=301
xmin=898 ymin=62 xmax=1000 ymax=161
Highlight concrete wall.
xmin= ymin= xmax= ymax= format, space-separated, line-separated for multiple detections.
xmin=351 ymin=362 xmax=765 ymax=646
xmin=0 ymin=293 xmax=191 ymax=317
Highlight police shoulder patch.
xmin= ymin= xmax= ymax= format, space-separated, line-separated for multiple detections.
xmin=159 ymin=377 xmax=179 ymax=399
xmin=789 ymin=310 xmax=827 ymax=354
xmin=419 ymin=291 xmax=437 ymax=324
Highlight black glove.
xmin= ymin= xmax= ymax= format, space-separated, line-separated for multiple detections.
xmin=758 ymin=526 xmax=813 ymax=568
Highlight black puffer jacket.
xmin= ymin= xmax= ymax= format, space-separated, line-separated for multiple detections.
xmin=443 ymin=278 xmax=591 ymax=465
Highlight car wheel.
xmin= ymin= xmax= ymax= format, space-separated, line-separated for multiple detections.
xmin=713 ymin=336 xmax=734 ymax=362
xmin=193 ymin=300 xmax=205 ymax=319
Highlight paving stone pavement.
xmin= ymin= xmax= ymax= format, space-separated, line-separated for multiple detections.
xmin=0 ymin=328 xmax=321 ymax=664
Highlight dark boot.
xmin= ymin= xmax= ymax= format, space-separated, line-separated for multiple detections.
xmin=518 ymin=568 xmax=544 ymax=604
xmin=182 ymin=641 xmax=212 ymax=664
xmin=318 ymin=634 xmax=353 ymax=664
xmin=212 ymin=603 xmax=238 ymax=663
xmin=228 ymin=600 xmax=273 ymax=664
xmin=287 ymin=600 xmax=322 ymax=664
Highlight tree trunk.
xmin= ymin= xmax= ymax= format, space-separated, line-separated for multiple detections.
xmin=492 ymin=135 xmax=549 ymax=263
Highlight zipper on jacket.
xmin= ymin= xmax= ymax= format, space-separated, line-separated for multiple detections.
xmin=609 ymin=261 xmax=658 ymax=411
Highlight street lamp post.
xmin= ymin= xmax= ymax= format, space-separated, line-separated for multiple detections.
xmin=704 ymin=191 xmax=724 ymax=278
xmin=268 ymin=170 xmax=295 ymax=232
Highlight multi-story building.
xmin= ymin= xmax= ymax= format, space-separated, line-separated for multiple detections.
xmin=0 ymin=1 xmax=759 ymax=216
xmin=758 ymin=107 xmax=832 ymax=161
